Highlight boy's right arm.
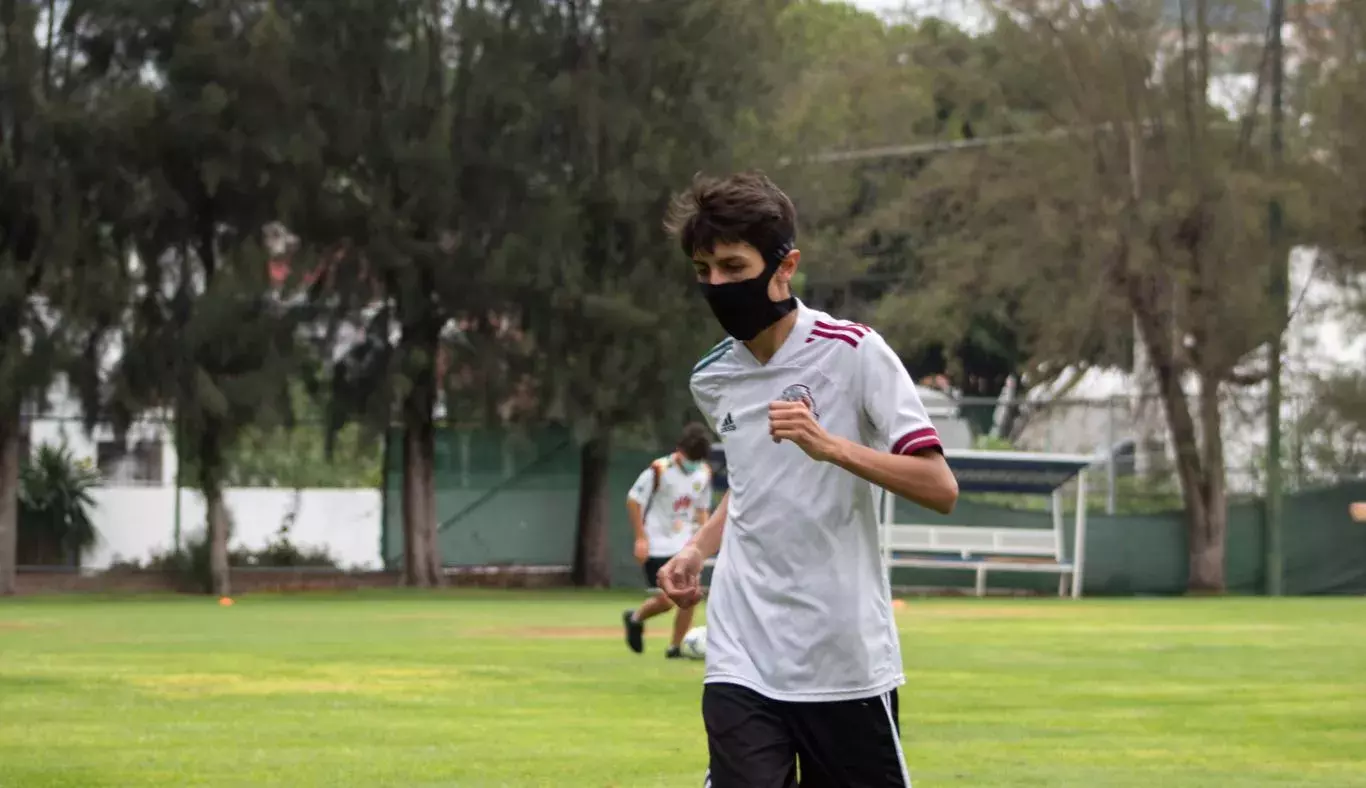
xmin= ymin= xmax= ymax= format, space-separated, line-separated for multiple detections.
xmin=658 ymin=491 xmax=728 ymax=609
xmin=625 ymin=466 xmax=655 ymax=563
xmin=626 ymin=498 xmax=648 ymax=564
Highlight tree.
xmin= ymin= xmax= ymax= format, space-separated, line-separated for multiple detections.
xmin=856 ymin=17 xmax=1062 ymax=413
xmin=287 ymin=0 xmax=548 ymax=586
xmin=522 ymin=0 xmax=787 ymax=587
xmin=1296 ymin=0 xmax=1366 ymax=285
xmin=1281 ymin=0 xmax=1366 ymax=494
xmin=753 ymin=6 xmax=1041 ymax=412
xmin=92 ymin=0 xmax=316 ymax=596
xmin=0 ymin=0 xmax=127 ymax=593
xmin=894 ymin=0 xmax=1299 ymax=592
xmin=759 ymin=2 xmax=939 ymax=312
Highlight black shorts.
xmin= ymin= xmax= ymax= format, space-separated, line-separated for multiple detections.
xmin=701 ymin=682 xmax=911 ymax=788
xmin=643 ymin=555 xmax=672 ymax=590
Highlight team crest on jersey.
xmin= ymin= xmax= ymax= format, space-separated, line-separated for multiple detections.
xmin=778 ymin=383 xmax=819 ymax=418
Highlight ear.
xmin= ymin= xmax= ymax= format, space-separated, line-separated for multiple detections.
xmin=773 ymin=248 xmax=801 ymax=285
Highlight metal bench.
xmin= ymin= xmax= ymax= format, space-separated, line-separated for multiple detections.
xmin=881 ymin=450 xmax=1093 ymax=598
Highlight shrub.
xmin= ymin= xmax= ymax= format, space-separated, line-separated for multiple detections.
xmin=18 ymin=444 xmax=101 ymax=567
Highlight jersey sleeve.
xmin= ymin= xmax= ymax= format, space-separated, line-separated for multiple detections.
xmin=860 ymin=332 xmax=943 ymax=456
xmin=689 ymin=376 xmax=720 ymax=435
xmin=689 ymin=338 xmax=734 ymax=436
xmin=626 ymin=465 xmax=656 ymax=507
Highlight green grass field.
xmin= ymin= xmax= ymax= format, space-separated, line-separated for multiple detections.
xmin=1 ymin=591 xmax=1364 ymax=787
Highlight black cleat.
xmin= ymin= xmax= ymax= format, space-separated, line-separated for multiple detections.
xmin=665 ymin=645 xmax=683 ymax=659
xmin=623 ymin=609 xmax=644 ymax=654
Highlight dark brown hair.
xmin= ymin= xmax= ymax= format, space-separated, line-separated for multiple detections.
xmin=677 ymin=422 xmax=713 ymax=462
xmin=663 ymin=171 xmax=797 ymax=261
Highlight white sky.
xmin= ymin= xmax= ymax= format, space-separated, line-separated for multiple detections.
xmin=848 ymin=0 xmax=988 ymax=29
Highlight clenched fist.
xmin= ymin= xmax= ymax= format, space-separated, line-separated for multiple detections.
xmin=769 ymin=400 xmax=839 ymax=462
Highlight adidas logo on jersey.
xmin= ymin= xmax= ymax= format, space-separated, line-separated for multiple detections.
xmin=719 ymin=413 xmax=736 ymax=434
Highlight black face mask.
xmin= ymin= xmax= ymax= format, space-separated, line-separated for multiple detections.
xmin=698 ymin=243 xmax=797 ymax=341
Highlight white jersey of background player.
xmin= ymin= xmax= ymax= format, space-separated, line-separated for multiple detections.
xmin=656 ymin=171 xmax=959 ymax=788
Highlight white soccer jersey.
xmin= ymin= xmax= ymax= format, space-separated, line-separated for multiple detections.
xmin=627 ymin=454 xmax=713 ymax=558
xmin=689 ymin=300 xmax=943 ymax=702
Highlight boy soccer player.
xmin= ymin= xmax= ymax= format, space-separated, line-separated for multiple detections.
xmin=622 ymin=422 xmax=714 ymax=658
xmin=656 ymin=172 xmax=959 ymax=787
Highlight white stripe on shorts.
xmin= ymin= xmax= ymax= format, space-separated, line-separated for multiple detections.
xmin=702 ymin=767 xmax=711 ymax=787
xmin=880 ymin=692 xmax=913 ymax=787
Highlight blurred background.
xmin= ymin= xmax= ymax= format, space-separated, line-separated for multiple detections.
xmin=3 ymin=0 xmax=1364 ymax=597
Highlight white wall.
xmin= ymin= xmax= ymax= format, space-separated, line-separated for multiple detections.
xmin=83 ymin=487 xmax=383 ymax=571
xmin=28 ymin=374 xmax=177 ymax=487
xmin=28 ymin=417 xmax=175 ymax=487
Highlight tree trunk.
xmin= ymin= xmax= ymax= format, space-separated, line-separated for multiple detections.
xmin=206 ymin=486 xmax=231 ymax=597
xmin=401 ymin=423 xmax=420 ymax=585
xmin=198 ymin=426 xmax=231 ymax=597
xmin=400 ymin=323 xmax=442 ymax=588
xmin=1187 ymin=484 xmax=1226 ymax=593
xmin=1154 ymin=369 xmax=1229 ymax=592
xmin=1133 ymin=303 xmax=1227 ymax=594
xmin=572 ymin=433 xmax=612 ymax=588
xmin=0 ymin=402 xmax=20 ymax=596
xmin=1189 ymin=375 xmax=1227 ymax=593
xmin=401 ymin=410 xmax=441 ymax=587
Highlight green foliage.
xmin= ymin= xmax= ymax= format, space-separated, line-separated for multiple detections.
xmin=1270 ymin=375 xmax=1366 ymax=491
xmin=522 ymin=0 xmax=790 ymax=439
xmin=964 ymin=435 xmax=1186 ymax=515
xmin=0 ymin=0 xmax=142 ymax=591
xmin=223 ymin=423 xmax=381 ymax=490
xmin=86 ymin=0 xmax=320 ymax=496
xmin=176 ymin=381 xmax=382 ymax=489
xmin=972 ymin=433 xmax=1015 ymax=452
xmin=884 ymin=1 xmax=1300 ymax=395
xmin=140 ymin=536 xmax=214 ymax=593
xmin=140 ymin=522 xmax=340 ymax=593
xmin=287 ymin=0 xmax=545 ymax=439
xmin=235 ymin=521 xmax=339 ymax=569
xmin=0 ymin=0 xmax=131 ymax=426
xmin=1293 ymin=1 xmax=1366 ymax=276
xmin=17 ymin=444 xmax=100 ymax=566
xmin=756 ymin=5 xmax=1036 ymax=401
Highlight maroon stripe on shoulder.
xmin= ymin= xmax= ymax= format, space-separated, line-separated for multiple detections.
xmin=892 ymin=427 xmax=942 ymax=455
xmin=814 ymin=320 xmax=869 ymax=338
xmin=807 ymin=329 xmax=859 ymax=348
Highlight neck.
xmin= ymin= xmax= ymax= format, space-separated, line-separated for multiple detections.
xmin=743 ymin=308 xmax=799 ymax=365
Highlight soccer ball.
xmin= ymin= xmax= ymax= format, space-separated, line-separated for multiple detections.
xmin=680 ymin=625 xmax=707 ymax=660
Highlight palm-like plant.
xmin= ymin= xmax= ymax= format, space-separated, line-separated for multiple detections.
xmin=18 ymin=444 xmax=101 ymax=567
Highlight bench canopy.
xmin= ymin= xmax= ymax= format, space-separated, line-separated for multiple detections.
xmin=944 ymin=449 xmax=1095 ymax=495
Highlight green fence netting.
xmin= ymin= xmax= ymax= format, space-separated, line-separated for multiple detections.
xmin=382 ymin=427 xmax=1366 ymax=595
xmin=381 ymin=426 xmax=660 ymax=588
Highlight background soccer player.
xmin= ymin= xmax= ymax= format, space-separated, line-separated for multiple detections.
xmin=621 ymin=422 xmax=713 ymax=658
xmin=657 ymin=171 xmax=960 ymax=787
